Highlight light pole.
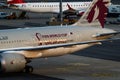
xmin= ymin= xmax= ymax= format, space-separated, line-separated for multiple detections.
xmin=59 ymin=0 xmax=63 ymax=26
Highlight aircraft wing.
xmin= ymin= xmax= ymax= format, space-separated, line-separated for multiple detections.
xmin=92 ymin=31 xmax=120 ymax=37
xmin=92 ymin=31 xmax=120 ymax=40
xmin=0 ymin=36 xmax=119 ymax=52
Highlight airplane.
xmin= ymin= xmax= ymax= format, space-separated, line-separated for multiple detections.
xmin=0 ymin=0 xmax=120 ymax=73
xmin=7 ymin=0 xmax=91 ymax=13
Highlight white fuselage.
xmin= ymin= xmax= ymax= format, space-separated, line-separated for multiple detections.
xmin=12 ymin=2 xmax=91 ymax=13
xmin=0 ymin=26 xmax=114 ymax=58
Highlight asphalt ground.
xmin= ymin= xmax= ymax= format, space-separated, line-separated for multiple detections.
xmin=0 ymin=9 xmax=120 ymax=80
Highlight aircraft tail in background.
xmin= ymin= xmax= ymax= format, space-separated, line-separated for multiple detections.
xmin=7 ymin=0 xmax=25 ymax=4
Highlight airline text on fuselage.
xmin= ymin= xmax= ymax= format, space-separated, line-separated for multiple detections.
xmin=35 ymin=33 xmax=71 ymax=45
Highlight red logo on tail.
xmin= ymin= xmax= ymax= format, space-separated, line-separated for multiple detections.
xmin=86 ymin=0 xmax=109 ymax=28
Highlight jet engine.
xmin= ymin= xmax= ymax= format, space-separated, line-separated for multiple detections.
xmin=0 ymin=53 xmax=26 ymax=72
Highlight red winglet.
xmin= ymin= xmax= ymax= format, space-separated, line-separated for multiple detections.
xmin=86 ymin=0 xmax=109 ymax=28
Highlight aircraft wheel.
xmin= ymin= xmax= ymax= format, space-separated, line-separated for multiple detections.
xmin=24 ymin=65 xmax=33 ymax=73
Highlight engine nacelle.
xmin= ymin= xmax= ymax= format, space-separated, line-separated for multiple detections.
xmin=0 ymin=53 xmax=26 ymax=72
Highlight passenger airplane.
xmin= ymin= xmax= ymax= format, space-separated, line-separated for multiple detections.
xmin=0 ymin=0 xmax=120 ymax=73
xmin=7 ymin=0 xmax=91 ymax=13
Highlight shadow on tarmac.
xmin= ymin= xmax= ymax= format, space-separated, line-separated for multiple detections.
xmin=0 ymin=72 xmax=64 ymax=80
xmin=74 ymin=40 xmax=120 ymax=62
xmin=0 ymin=25 xmax=19 ymax=30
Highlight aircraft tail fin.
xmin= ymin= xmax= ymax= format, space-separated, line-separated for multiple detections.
xmin=7 ymin=0 xmax=25 ymax=4
xmin=73 ymin=0 xmax=111 ymax=28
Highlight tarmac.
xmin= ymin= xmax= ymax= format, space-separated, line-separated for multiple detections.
xmin=0 ymin=9 xmax=120 ymax=80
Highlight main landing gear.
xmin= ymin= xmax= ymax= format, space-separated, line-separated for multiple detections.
xmin=23 ymin=65 xmax=33 ymax=73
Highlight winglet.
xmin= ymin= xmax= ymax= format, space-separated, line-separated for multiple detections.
xmin=73 ymin=0 xmax=111 ymax=28
xmin=87 ymin=0 xmax=109 ymax=28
